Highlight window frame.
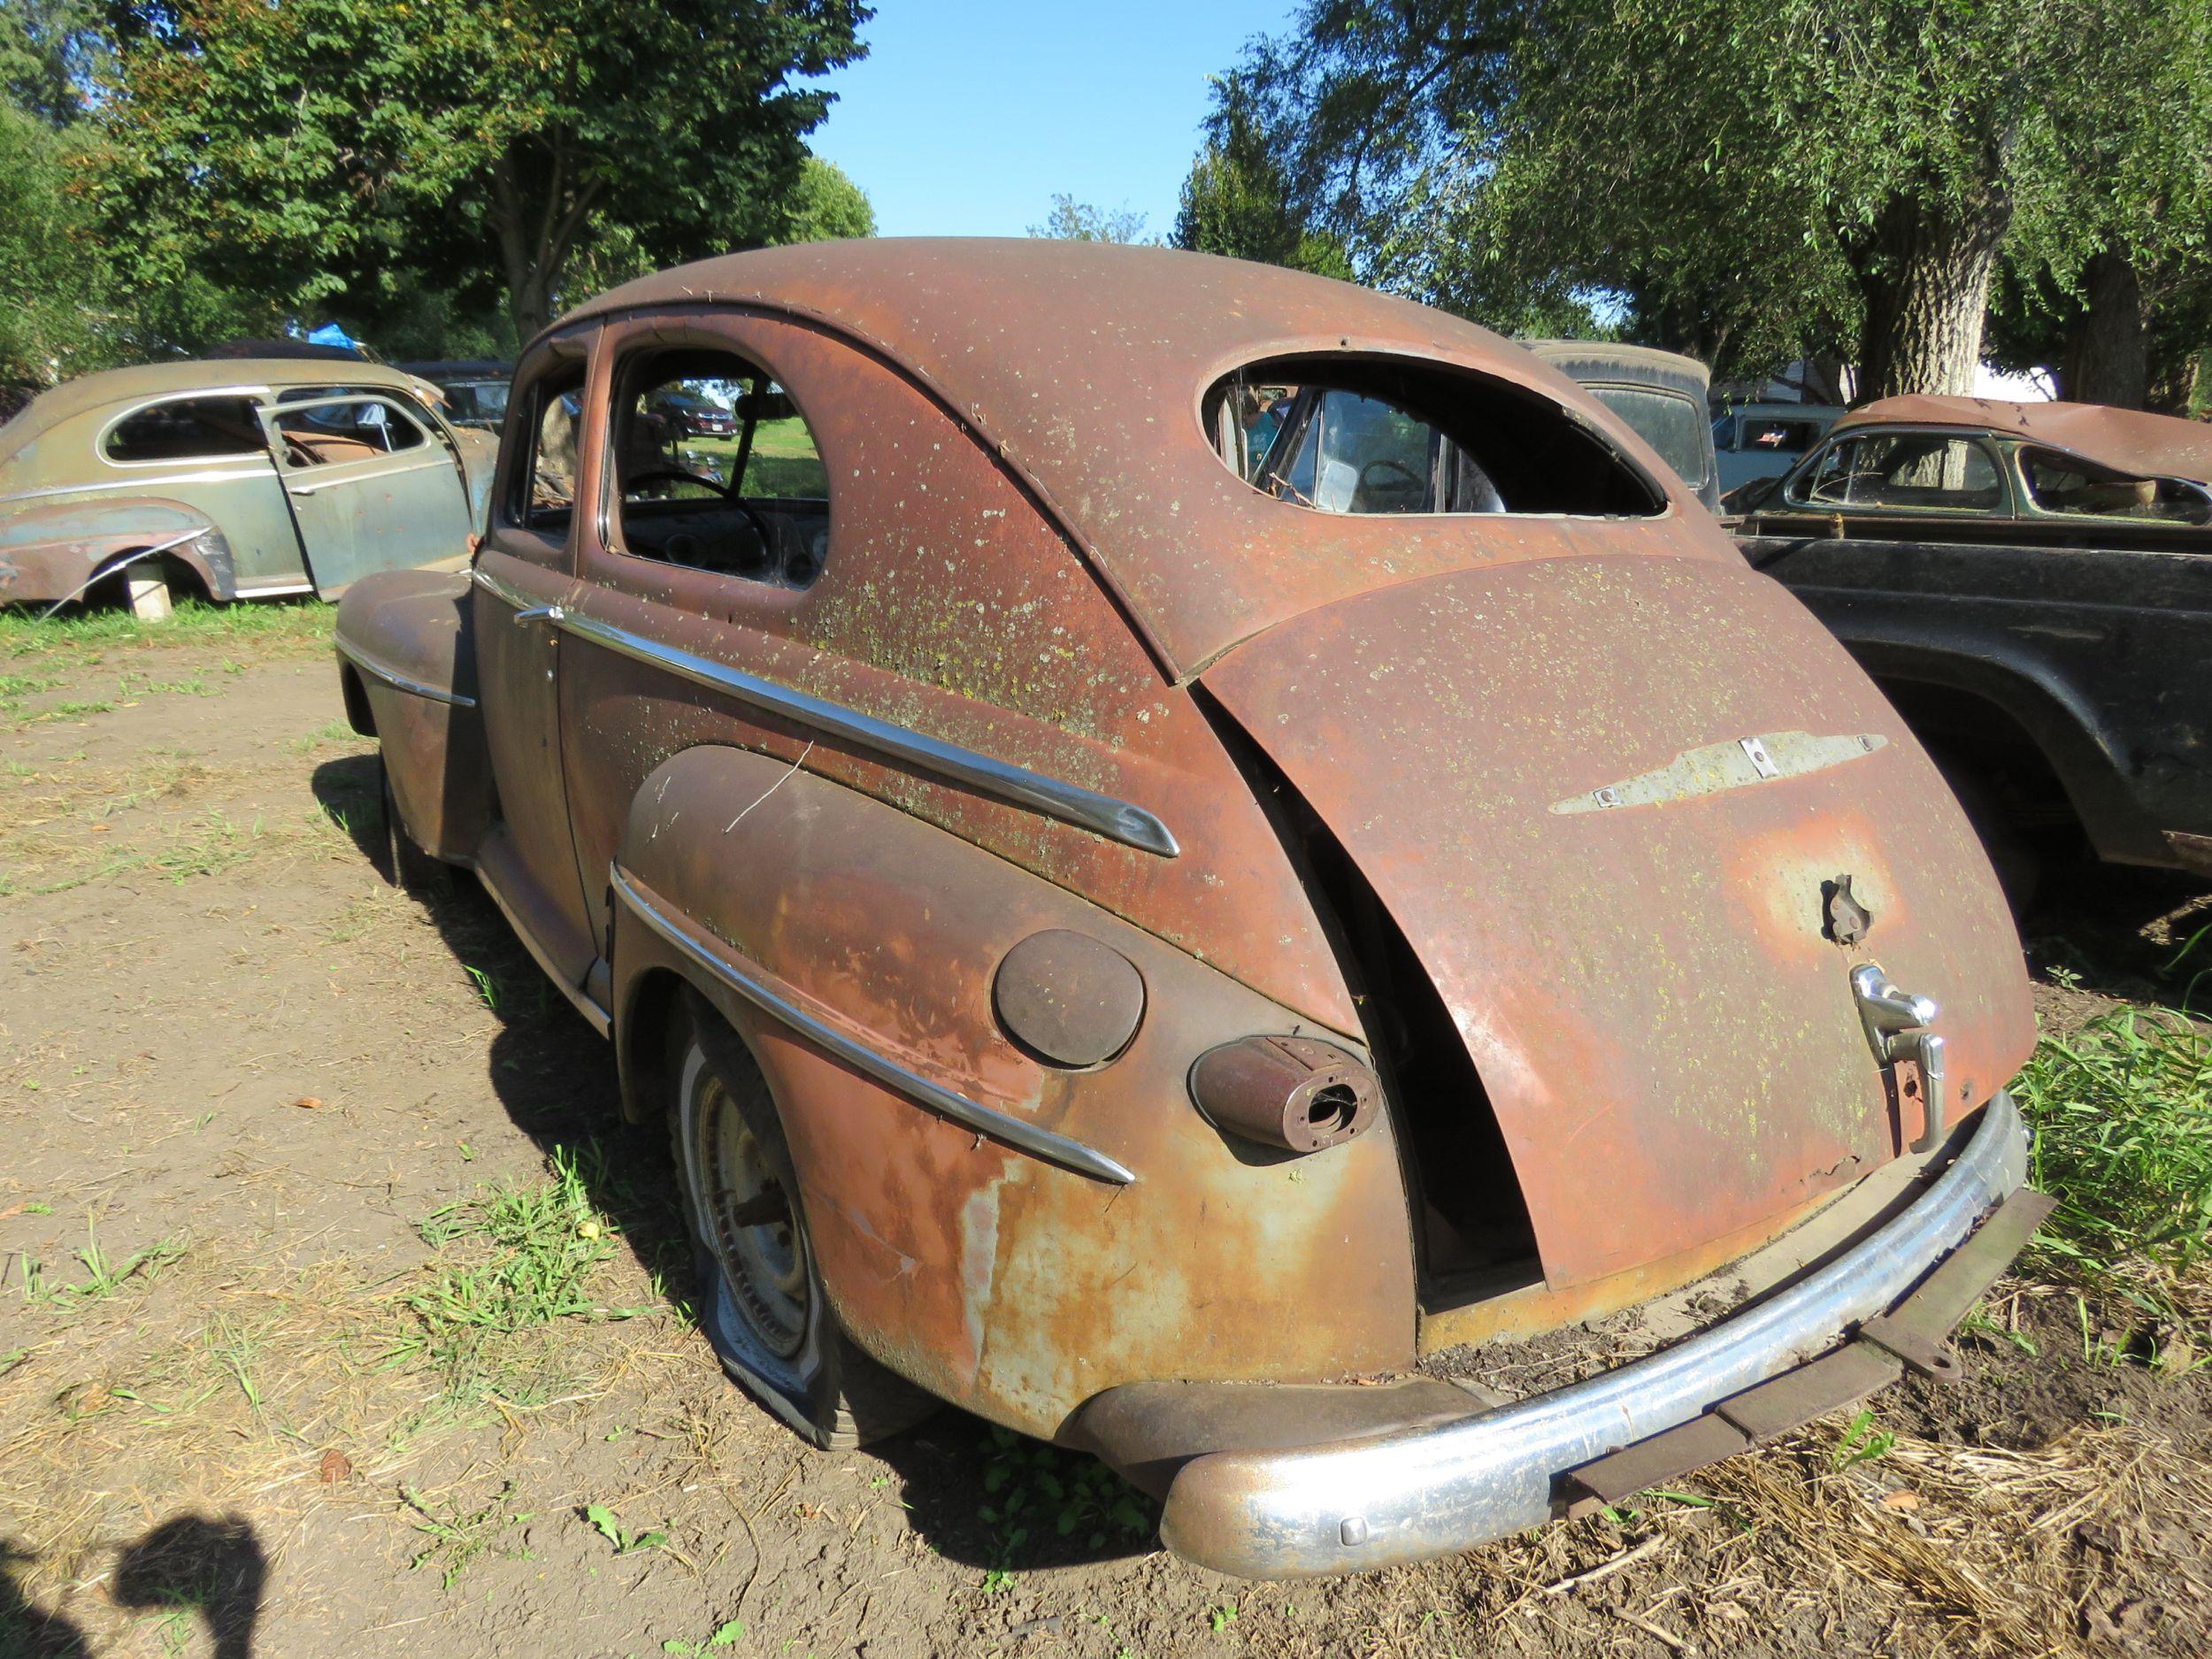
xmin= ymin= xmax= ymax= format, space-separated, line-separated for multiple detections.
xmin=590 ymin=326 xmax=832 ymax=591
xmin=97 ymin=388 xmax=275 ymax=470
xmin=1781 ymin=426 xmax=2016 ymax=518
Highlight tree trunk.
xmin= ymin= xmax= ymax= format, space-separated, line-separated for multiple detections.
xmin=1853 ymin=190 xmax=2012 ymax=402
xmin=2056 ymin=250 xmax=2148 ymax=408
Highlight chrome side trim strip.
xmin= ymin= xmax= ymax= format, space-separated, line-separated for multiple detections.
xmin=233 ymin=580 xmax=316 ymax=598
xmin=610 ymin=863 xmax=1135 ymax=1185
xmin=471 ymin=565 xmax=1177 ymax=857
xmin=334 ymin=634 xmax=479 ymax=708
xmin=1159 ymin=1091 xmax=2029 ymax=1578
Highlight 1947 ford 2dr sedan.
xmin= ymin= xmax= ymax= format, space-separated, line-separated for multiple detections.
xmin=336 ymin=240 xmax=2045 ymax=1579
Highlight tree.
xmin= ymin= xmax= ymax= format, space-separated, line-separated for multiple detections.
xmin=1026 ymin=195 xmax=1155 ymax=244
xmin=782 ymin=157 xmax=875 ymax=243
xmin=0 ymin=98 xmax=111 ymax=381
xmin=1171 ymin=73 xmax=1349 ymax=279
xmin=0 ymin=0 xmax=103 ymax=123
xmin=96 ymin=0 xmax=871 ymax=342
xmin=1234 ymin=0 xmax=2212 ymax=398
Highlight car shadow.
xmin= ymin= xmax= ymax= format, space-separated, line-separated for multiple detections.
xmin=309 ymin=754 xmax=687 ymax=1294
xmin=2020 ymin=859 xmax=2212 ymax=1009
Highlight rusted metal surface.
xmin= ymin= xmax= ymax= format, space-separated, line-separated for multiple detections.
xmin=1834 ymin=395 xmax=2212 ymax=483
xmin=1189 ymin=1035 xmax=1381 ymax=1155
xmin=1202 ymin=554 xmax=2035 ymax=1288
xmin=991 ymin=930 xmax=1148 ymax=1068
xmin=610 ymin=742 xmax=1416 ymax=1437
xmin=555 ymin=240 xmax=1705 ymax=676
xmin=0 ymin=496 xmax=235 ymax=604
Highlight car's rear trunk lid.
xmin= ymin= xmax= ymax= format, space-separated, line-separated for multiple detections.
xmin=1201 ymin=552 xmax=2034 ymax=1288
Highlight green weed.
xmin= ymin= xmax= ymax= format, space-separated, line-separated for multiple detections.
xmin=1831 ymin=1408 xmax=1895 ymax=1469
xmin=584 ymin=1502 xmax=670 ymax=1556
xmin=18 ymin=1223 xmax=183 ymax=1307
xmin=0 ymin=596 xmax=333 ymax=659
xmin=1208 ymin=1605 xmax=1239 ymax=1634
xmin=401 ymin=1482 xmax=534 ymax=1590
xmin=2012 ymin=1008 xmax=2212 ymax=1277
xmin=662 ymin=1620 xmax=746 ymax=1655
xmin=976 ymin=1427 xmax=1157 ymax=1564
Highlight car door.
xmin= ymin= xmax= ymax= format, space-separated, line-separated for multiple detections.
xmin=467 ymin=333 xmax=604 ymax=1020
xmin=257 ymin=388 xmax=475 ymax=597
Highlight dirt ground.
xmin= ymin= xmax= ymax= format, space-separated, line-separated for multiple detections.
xmin=4 ymin=609 xmax=2211 ymax=1659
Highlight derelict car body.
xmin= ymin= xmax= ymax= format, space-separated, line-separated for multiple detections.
xmin=338 ymin=241 xmax=2039 ymax=1578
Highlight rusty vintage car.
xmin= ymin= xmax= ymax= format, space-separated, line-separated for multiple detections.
xmin=1731 ymin=396 xmax=2212 ymax=897
xmin=0 ymin=359 xmax=497 ymax=616
xmin=336 ymin=241 xmax=2043 ymax=1578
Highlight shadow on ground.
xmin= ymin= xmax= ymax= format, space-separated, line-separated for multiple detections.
xmin=2020 ymin=859 xmax=2212 ymax=1006
xmin=310 ymin=754 xmax=687 ymax=1293
xmin=4 ymin=1513 xmax=269 ymax=1659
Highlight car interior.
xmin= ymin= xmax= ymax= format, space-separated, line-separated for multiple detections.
xmin=607 ymin=348 xmax=831 ymax=589
xmin=1792 ymin=433 xmax=2004 ymax=512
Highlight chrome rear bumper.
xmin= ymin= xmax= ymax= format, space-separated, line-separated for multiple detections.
xmin=1156 ymin=1092 xmax=2031 ymax=1578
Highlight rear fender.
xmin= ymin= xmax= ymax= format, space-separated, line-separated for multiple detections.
xmin=333 ymin=569 xmax=491 ymax=862
xmin=608 ymin=742 xmax=1417 ymax=1440
xmin=0 ymin=496 xmax=235 ymax=603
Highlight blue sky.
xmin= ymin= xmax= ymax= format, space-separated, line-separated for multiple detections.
xmin=809 ymin=0 xmax=1298 ymax=241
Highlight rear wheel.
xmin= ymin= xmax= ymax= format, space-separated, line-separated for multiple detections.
xmin=672 ymin=1004 xmax=934 ymax=1448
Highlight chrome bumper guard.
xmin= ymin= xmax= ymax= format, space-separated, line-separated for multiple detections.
xmin=1158 ymin=1091 xmax=2032 ymax=1578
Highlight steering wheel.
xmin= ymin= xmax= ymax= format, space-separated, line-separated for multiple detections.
xmin=1359 ymin=457 xmax=1424 ymax=493
xmin=625 ymin=470 xmax=781 ymax=566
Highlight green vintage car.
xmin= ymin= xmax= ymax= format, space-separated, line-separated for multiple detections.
xmin=0 ymin=358 xmax=498 ymax=616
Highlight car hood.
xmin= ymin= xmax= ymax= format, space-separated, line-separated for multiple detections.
xmin=1201 ymin=552 xmax=2035 ymax=1288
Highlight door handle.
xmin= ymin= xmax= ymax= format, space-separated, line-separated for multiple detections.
xmin=511 ymin=604 xmax=565 ymax=626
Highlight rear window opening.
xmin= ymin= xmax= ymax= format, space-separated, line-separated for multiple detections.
xmin=1204 ymin=355 xmax=1664 ymax=518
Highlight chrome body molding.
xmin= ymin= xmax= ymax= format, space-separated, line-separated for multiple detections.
xmin=470 ymin=565 xmax=1177 ymax=857
xmin=334 ymin=633 xmax=479 ymax=709
xmin=1158 ymin=1091 xmax=2029 ymax=1578
xmin=610 ymin=863 xmax=1136 ymax=1185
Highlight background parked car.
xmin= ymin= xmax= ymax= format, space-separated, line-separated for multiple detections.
xmin=1732 ymin=394 xmax=2212 ymax=902
xmin=0 ymin=359 xmax=496 ymax=616
xmin=1525 ymin=340 xmax=1721 ymax=510
xmin=1715 ymin=400 xmax=1845 ymax=499
xmin=339 ymin=240 xmax=2039 ymax=1580
xmin=400 ymin=359 xmax=516 ymax=433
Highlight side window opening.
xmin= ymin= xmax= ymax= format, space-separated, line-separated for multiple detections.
xmin=272 ymin=391 xmax=427 ymax=467
xmin=504 ymin=365 xmax=588 ymax=534
xmin=104 ymin=396 xmax=266 ymax=465
xmin=1586 ymin=386 xmax=1712 ymax=493
xmin=2021 ymin=446 xmax=2212 ymax=524
xmin=608 ymin=346 xmax=830 ymax=588
xmin=1204 ymin=356 xmax=1663 ymax=517
xmin=1791 ymin=433 xmax=2001 ymax=512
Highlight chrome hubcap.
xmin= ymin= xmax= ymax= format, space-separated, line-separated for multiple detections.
xmin=695 ymin=1073 xmax=808 ymax=1358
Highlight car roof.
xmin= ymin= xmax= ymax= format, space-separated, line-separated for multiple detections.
xmin=554 ymin=238 xmax=1716 ymax=674
xmin=3 ymin=359 xmax=429 ymax=457
xmin=1835 ymin=395 xmax=2212 ymax=485
xmin=1522 ymin=340 xmax=1710 ymax=399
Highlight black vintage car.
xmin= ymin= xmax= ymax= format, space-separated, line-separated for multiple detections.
xmin=1525 ymin=340 xmax=1722 ymax=511
xmin=1731 ymin=395 xmax=2212 ymax=899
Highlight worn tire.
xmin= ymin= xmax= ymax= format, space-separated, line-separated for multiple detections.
xmin=672 ymin=1001 xmax=935 ymax=1449
xmin=377 ymin=755 xmax=443 ymax=891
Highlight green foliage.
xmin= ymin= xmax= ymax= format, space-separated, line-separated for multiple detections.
xmin=94 ymin=0 xmax=872 ymax=342
xmin=0 ymin=98 xmax=111 ymax=382
xmin=1173 ymin=74 xmax=1348 ymax=279
xmin=583 ymin=1502 xmax=669 ymax=1556
xmin=1831 ymin=1408 xmax=1896 ymax=1470
xmin=2013 ymin=1009 xmax=2212 ymax=1278
xmin=1027 ymin=195 xmax=1156 ymax=244
xmin=1237 ymin=0 xmax=2212 ymax=390
xmin=781 ymin=156 xmax=875 ymax=244
xmin=0 ymin=0 xmax=103 ymax=123
xmin=976 ymin=1427 xmax=1157 ymax=1560
xmin=402 ymin=1482 xmax=534 ymax=1591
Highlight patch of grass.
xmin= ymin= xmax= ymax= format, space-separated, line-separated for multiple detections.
xmin=288 ymin=717 xmax=361 ymax=754
xmin=2012 ymin=1008 xmax=2212 ymax=1279
xmin=0 ymin=596 xmax=333 ymax=661
xmin=402 ymin=1481 xmax=534 ymax=1591
xmin=17 ymin=1223 xmax=184 ymax=1308
xmin=391 ymin=1146 xmax=642 ymax=1409
xmin=28 ymin=810 xmax=264 ymax=895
